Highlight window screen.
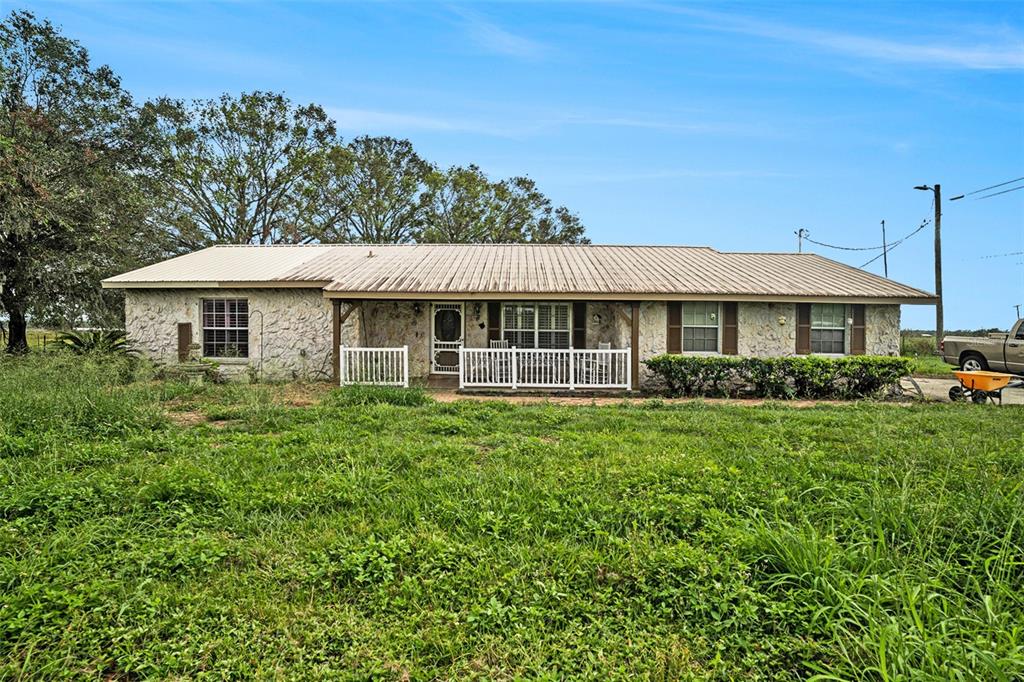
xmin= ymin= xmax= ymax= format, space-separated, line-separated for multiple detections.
xmin=682 ymin=302 xmax=719 ymax=352
xmin=502 ymin=303 xmax=571 ymax=349
xmin=202 ymin=299 xmax=249 ymax=358
xmin=810 ymin=303 xmax=846 ymax=354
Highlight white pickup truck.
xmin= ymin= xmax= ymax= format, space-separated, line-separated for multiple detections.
xmin=941 ymin=319 xmax=1024 ymax=374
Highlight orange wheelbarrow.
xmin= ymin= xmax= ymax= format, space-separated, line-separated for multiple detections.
xmin=949 ymin=370 xmax=1021 ymax=405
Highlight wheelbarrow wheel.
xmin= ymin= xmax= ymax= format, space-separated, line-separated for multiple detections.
xmin=949 ymin=386 xmax=965 ymax=401
xmin=971 ymin=391 xmax=989 ymax=404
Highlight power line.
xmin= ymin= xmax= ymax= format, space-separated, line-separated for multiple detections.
xmin=974 ymin=183 xmax=1024 ymax=199
xmin=804 ymin=235 xmax=886 ymax=251
xmin=957 ymin=175 xmax=1024 ymax=198
xmin=859 ymin=219 xmax=930 ymax=268
xmin=977 ymin=250 xmax=1024 ymax=260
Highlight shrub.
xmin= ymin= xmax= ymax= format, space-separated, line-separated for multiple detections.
xmin=56 ymin=329 xmax=135 ymax=355
xmin=644 ymin=354 xmax=912 ymax=399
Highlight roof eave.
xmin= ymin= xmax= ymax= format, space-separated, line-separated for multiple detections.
xmin=101 ymin=280 xmax=333 ymax=289
xmin=320 ymin=290 xmax=937 ymax=305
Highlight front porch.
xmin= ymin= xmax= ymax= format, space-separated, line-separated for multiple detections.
xmin=331 ymin=299 xmax=643 ymax=392
xmin=338 ymin=344 xmax=634 ymax=391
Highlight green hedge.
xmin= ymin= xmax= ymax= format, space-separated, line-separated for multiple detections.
xmin=643 ymin=354 xmax=912 ymax=399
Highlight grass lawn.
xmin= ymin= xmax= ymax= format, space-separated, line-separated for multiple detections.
xmin=905 ymin=354 xmax=956 ymax=377
xmin=1 ymin=354 xmax=1022 ymax=680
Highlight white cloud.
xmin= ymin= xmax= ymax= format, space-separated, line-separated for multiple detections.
xmin=648 ymin=4 xmax=1024 ymax=70
xmin=326 ymin=107 xmax=528 ymax=137
xmin=556 ymin=168 xmax=797 ymax=185
xmin=448 ymin=5 xmax=550 ymax=60
xmin=326 ymin=105 xmax=775 ymax=139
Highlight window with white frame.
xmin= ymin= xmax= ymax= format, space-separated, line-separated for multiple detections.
xmin=810 ymin=303 xmax=846 ymax=354
xmin=682 ymin=302 xmax=719 ymax=352
xmin=502 ymin=303 xmax=571 ymax=349
xmin=202 ymin=299 xmax=249 ymax=358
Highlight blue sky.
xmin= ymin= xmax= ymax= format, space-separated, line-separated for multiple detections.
xmin=16 ymin=1 xmax=1024 ymax=329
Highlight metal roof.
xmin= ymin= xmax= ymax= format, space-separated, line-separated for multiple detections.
xmin=102 ymin=244 xmax=935 ymax=303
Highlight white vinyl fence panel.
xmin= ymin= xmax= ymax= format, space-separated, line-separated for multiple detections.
xmin=340 ymin=346 xmax=409 ymax=387
xmin=460 ymin=347 xmax=630 ymax=390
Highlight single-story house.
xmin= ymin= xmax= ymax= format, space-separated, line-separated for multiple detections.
xmin=103 ymin=244 xmax=935 ymax=390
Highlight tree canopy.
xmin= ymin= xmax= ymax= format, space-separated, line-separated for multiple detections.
xmin=158 ymin=91 xmax=339 ymax=249
xmin=0 ymin=10 xmax=588 ymax=350
xmin=0 ymin=10 xmax=168 ymax=351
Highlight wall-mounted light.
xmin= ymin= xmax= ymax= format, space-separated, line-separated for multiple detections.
xmin=473 ymin=302 xmax=482 ymax=318
xmin=592 ymin=313 xmax=603 ymax=323
xmin=413 ymin=302 xmax=423 ymax=316
xmin=777 ymin=315 xmax=787 ymax=326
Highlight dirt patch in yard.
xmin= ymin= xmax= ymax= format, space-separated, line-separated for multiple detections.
xmin=166 ymin=410 xmax=207 ymax=427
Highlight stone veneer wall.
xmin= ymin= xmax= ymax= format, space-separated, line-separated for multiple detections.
xmin=126 ymin=291 xmax=901 ymax=384
xmin=736 ymin=302 xmax=798 ymax=356
xmin=125 ymin=288 xmax=343 ymax=381
xmin=864 ymin=304 xmax=901 ymax=356
xmin=735 ymin=302 xmax=900 ymax=357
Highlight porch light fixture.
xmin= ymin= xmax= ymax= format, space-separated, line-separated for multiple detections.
xmin=413 ymin=302 xmax=422 ymax=315
xmin=777 ymin=315 xmax=787 ymax=325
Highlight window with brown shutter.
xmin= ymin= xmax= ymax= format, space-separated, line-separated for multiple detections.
xmin=487 ymin=302 xmax=501 ymax=342
xmin=851 ymin=304 xmax=866 ymax=355
xmin=177 ymin=322 xmax=192 ymax=362
xmin=667 ymin=302 xmax=682 ymax=354
xmin=796 ymin=303 xmax=811 ymax=355
xmin=572 ymin=302 xmax=586 ymax=348
xmin=722 ymin=302 xmax=738 ymax=355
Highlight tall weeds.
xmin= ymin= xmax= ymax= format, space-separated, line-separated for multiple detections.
xmin=0 ymin=351 xmax=161 ymax=442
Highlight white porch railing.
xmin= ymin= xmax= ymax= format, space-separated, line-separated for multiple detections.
xmin=459 ymin=347 xmax=631 ymax=390
xmin=340 ymin=346 xmax=409 ymax=387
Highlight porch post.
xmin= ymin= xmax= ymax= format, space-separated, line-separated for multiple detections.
xmin=568 ymin=347 xmax=575 ymax=391
xmin=630 ymin=301 xmax=640 ymax=391
xmin=332 ymin=299 xmax=341 ymax=384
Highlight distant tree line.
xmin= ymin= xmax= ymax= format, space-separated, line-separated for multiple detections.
xmin=0 ymin=11 xmax=587 ymax=352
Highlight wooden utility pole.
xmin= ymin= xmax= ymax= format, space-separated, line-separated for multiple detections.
xmin=880 ymin=220 xmax=888 ymax=278
xmin=934 ymin=184 xmax=943 ymax=351
xmin=916 ymin=184 xmax=944 ymax=351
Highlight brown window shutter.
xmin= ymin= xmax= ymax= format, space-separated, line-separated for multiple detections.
xmin=721 ymin=302 xmax=738 ymax=355
xmin=572 ymin=302 xmax=586 ymax=348
xmin=796 ymin=303 xmax=811 ymax=355
xmin=177 ymin=322 xmax=192 ymax=362
xmin=667 ymin=302 xmax=682 ymax=354
xmin=851 ymin=304 xmax=866 ymax=355
xmin=487 ymin=302 xmax=502 ymax=342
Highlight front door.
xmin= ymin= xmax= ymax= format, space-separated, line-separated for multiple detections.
xmin=431 ymin=303 xmax=464 ymax=374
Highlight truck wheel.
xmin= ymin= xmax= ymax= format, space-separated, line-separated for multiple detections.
xmin=961 ymin=354 xmax=988 ymax=372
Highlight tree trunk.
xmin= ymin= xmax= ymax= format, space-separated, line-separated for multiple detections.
xmin=4 ymin=302 xmax=28 ymax=354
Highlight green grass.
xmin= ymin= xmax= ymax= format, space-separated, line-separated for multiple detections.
xmin=901 ymin=333 xmax=956 ymax=377
xmin=24 ymin=328 xmax=61 ymax=350
xmin=906 ymin=354 xmax=956 ymax=377
xmin=1 ymin=354 xmax=1022 ymax=680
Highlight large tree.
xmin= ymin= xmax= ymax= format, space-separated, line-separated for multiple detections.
xmin=0 ymin=11 xmax=167 ymax=352
xmin=419 ymin=165 xmax=589 ymax=244
xmin=157 ymin=91 xmax=339 ymax=249
xmin=319 ymin=135 xmax=433 ymax=243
